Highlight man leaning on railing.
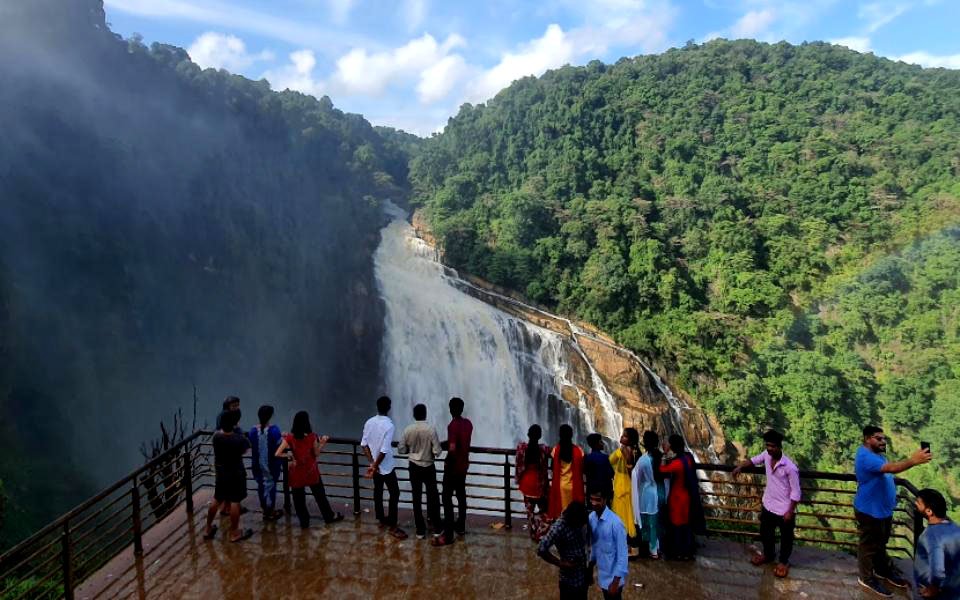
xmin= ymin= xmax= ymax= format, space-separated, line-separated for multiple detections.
xmin=855 ymin=425 xmax=932 ymax=598
xmin=913 ymin=488 xmax=960 ymax=598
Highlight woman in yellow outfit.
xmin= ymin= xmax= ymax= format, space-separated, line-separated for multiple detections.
xmin=610 ymin=427 xmax=639 ymax=543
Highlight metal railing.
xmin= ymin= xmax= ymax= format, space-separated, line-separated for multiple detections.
xmin=0 ymin=431 xmax=926 ymax=599
xmin=695 ymin=464 xmax=923 ymax=559
xmin=0 ymin=431 xmax=206 ymax=600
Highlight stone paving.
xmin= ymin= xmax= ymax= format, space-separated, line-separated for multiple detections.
xmin=77 ymin=491 xmax=913 ymax=600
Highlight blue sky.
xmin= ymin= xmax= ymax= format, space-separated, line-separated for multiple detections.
xmin=103 ymin=0 xmax=960 ymax=135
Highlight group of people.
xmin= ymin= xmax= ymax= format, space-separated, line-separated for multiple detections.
xmin=203 ymin=394 xmax=958 ymax=598
xmin=203 ymin=394 xmax=473 ymax=547
xmin=518 ymin=424 xmax=706 ymax=565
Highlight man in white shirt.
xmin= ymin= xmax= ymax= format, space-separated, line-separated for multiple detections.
xmin=361 ymin=396 xmax=407 ymax=539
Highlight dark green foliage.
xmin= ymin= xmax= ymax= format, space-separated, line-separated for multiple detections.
xmin=412 ymin=38 xmax=960 ymax=499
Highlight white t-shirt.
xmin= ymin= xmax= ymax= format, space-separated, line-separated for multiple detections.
xmin=361 ymin=415 xmax=396 ymax=475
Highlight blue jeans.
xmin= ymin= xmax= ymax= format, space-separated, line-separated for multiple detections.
xmin=257 ymin=474 xmax=276 ymax=512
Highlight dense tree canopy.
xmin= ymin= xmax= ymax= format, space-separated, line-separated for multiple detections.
xmin=411 ymin=40 xmax=960 ymax=504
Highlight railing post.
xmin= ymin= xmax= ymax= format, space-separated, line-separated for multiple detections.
xmin=183 ymin=445 xmax=194 ymax=515
xmin=61 ymin=520 xmax=74 ymax=600
xmin=503 ymin=454 xmax=512 ymax=529
xmin=282 ymin=460 xmax=291 ymax=514
xmin=352 ymin=443 xmax=362 ymax=515
xmin=132 ymin=475 xmax=143 ymax=556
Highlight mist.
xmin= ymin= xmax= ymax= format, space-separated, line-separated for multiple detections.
xmin=0 ymin=0 xmax=405 ymax=544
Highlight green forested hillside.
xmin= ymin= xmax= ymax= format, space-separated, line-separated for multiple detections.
xmin=411 ymin=40 xmax=960 ymax=496
xmin=0 ymin=0 xmax=405 ymax=545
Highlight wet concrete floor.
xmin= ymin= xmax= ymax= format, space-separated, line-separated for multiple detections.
xmin=77 ymin=491 xmax=912 ymax=599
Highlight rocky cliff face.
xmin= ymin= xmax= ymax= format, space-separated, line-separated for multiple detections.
xmin=414 ymin=210 xmax=728 ymax=459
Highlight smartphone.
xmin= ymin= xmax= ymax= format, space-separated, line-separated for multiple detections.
xmin=921 ymin=441 xmax=931 ymax=452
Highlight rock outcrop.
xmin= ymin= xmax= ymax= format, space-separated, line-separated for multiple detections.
xmin=414 ymin=210 xmax=728 ymax=459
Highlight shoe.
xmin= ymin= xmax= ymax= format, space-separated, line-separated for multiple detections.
xmin=416 ymin=532 xmax=426 ymax=540
xmin=877 ymin=572 xmax=908 ymax=589
xmin=858 ymin=578 xmax=892 ymax=598
xmin=431 ymin=534 xmax=454 ymax=547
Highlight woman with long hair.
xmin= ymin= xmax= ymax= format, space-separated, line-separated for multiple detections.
xmin=610 ymin=427 xmax=639 ymax=552
xmin=659 ymin=434 xmax=705 ymax=560
xmin=548 ymin=424 xmax=584 ymax=520
xmin=632 ymin=430 xmax=663 ymax=558
xmin=275 ymin=411 xmax=344 ymax=529
xmin=515 ymin=424 xmax=551 ymax=540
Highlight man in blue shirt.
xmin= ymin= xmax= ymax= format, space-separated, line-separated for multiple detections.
xmin=914 ymin=488 xmax=960 ymax=599
xmin=854 ymin=425 xmax=931 ymax=597
xmin=588 ymin=488 xmax=629 ymax=599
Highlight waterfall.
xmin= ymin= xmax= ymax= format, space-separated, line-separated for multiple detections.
xmin=374 ymin=204 xmax=620 ymax=445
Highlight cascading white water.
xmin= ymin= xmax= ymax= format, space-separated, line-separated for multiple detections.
xmin=374 ymin=204 xmax=621 ymax=445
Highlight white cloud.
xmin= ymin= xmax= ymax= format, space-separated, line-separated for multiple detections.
xmin=896 ymin=51 xmax=960 ymax=69
xmin=187 ymin=32 xmax=273 ymax=72
xmin=262 ymin=49 xmax=326 ymax=96
xmin=858 ymin=1 xmax=912 ymax=33
xmin=830 ymin=36 xmax=872 ymax=52
xmin=329 ymin=0 xmax=355 ymax=25
xmin=329 ymin=33 xmax=466 ymax=98
xmin=730 ymin=8 xmax=777 ymax=38
xmin=418 ymin=54 xmax=469 ymax=104
xmin=561 ymin=0 xmax=675 ymax=56
xmin=105 ymin=0 xmax=379 ymax=56
xmin=465 ymin=24 xmax=574 ymax=104
xmin=402 ymin=0 xmax=428 ymax=33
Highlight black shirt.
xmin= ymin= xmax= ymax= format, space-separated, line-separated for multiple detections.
xmin=213 ymin=431 xmax=250 ymax=480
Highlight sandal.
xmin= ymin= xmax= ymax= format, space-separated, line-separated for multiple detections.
xmin=202 ymin=525 xmax=218 ymax=540
xmin=325 ymin=512 xmax=345 ymax=524
xmin=751 ymin=554 xmax=772 ymax=566
xmin=230 ymin=528 xmax=254 ymax=543
xmin=774 ymin=563 xmax=789 ymax=578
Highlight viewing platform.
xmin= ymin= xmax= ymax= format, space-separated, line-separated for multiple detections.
xmin=75 ymin=492 xmax=905 ymax=599
xmin=1 ymin=431 xmax=922 ymax=599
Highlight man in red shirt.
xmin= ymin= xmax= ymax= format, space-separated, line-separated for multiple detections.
xmin=433 ymin=397 xmax=473 ymax=546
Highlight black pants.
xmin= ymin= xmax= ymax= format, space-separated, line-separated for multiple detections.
xmin=855 ymin=510 xmax=894 ymax=580
xmin=601 ymin=586 xmax=624 ymax=599
xmin=558 ymin=582 xmax=588 ymax=600
xmin=291 ymin=480 xmax=335 ymax=528
xmin=672 ymin=523 xmax=694 ymax=559
xmin=760 ymin=507 xmax=795 ymax=564
xmin=408 ymin=463 xmax=441 ymax=535
xmin=373 ymin=470 xmax=400 ymax=528
xmin=442 ymin=469 xmax=467 ymax=538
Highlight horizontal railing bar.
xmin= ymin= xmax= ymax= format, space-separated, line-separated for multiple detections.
xmin=68 ymin=487 xmax=134 ymax=533
xmin=69 ymin=499 xmax=134 ymax=550
xmin=73 ymin=514 xmax=135 ymax=561
xmin=7 ymin=561 xmax=63 ymax=600
xmin=0 ymin=535 xmax=62 ymax=581
xmin=73 ymin=528 xmax=135 ymax=578
xmin=1 ymin=549 xmax=62 ymax=598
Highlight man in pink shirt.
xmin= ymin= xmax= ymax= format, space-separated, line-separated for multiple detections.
xmin=733 ymin=430 xmax=802 ymax=578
